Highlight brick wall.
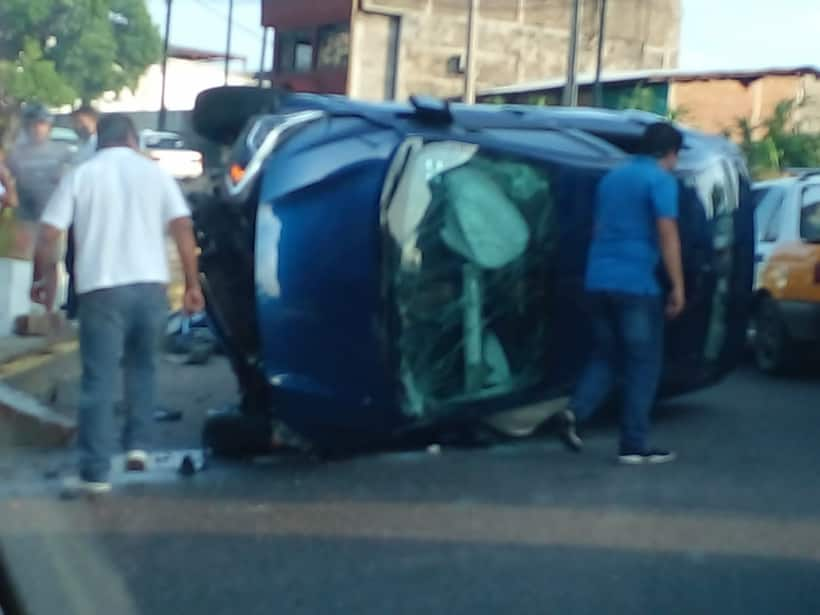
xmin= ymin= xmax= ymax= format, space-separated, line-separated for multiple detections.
xmin=671 ymin=75 xmax=807 ymax=137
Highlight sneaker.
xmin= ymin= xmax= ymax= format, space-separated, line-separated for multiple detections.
xmin=125 ymin=450 xmax=148 ymax=472
xmin=618 ymin=448 xmax=677 ymax=465
xmin=555 ymin=410 xmax=583 ymax=452
xmin=60 ymin=476 xmax=112 ymax=499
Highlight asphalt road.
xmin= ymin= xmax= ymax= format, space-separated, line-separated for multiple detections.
xmin=1 ymin=358 xmax=819 ymax=615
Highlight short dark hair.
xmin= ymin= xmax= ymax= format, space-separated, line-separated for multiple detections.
xmin=72 ymin=104 xmax=99 ymax=119
xmin=640 ymin=122 xmax=683 ymax=158
xmin=97 ymin=113 xmax=137 ymax=149
xmin=22 ymin=103 xmax=53 ymax=124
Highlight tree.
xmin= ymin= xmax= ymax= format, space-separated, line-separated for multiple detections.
xmin=736 ymin=99 xmax=820 ymax=180
xmin=0 ymin=0 xmax=161 ymax=137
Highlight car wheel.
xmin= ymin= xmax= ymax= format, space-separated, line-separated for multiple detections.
xmin=193 ymin=86 xmax=284 ymax=145
xmin=753 ymin=297 xmax=793 ymax=375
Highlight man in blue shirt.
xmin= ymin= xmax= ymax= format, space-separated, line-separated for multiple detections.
xmin=557 ymin=122 xmax=685 ymax=464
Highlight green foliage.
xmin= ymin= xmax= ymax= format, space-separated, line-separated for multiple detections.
xmin=484 ymin=95 xmax=507 ymax=105
xmin=737 ymin=99 xmax=820 ymax=180
xmin=615 ymin=84 xmax=687 ymax=122
xmin=0 ymin=0 xmax=161 ymax=107
xmin=617 ymin=85 xmax=657 ymax=113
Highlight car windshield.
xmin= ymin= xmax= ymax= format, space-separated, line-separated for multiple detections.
xmin=753 ymin=184 xmax=788 ymax=241
xmin=384 ymin=140 xmax=559 ymax=416
xmin=801 ymin=184 xmax=820 ymax=242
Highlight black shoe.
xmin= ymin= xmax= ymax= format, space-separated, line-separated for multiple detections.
xmin=618 ymin=448 xmax=676 ymax=465
xmin=555 ymin=410 xmax=583 ymax=452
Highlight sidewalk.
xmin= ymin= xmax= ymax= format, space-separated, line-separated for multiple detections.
xmin=0 ymin=332 xmax=79 ymax=447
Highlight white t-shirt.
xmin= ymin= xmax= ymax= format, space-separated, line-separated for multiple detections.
xmin=41 ymin=146 xmax=190 ymax=294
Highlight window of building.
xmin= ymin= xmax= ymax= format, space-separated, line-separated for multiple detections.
xmin=277 ymin=30 xmax=314 ymax=73
xmin=317 ymin=23 xmax=350 ymax=68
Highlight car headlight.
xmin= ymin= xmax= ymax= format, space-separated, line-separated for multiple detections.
xmin=224 ymin=110 xmax=324 ymax=201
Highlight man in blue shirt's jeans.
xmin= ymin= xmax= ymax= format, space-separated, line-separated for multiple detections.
xmin=557 ymin=122 xmax=686 ymax=464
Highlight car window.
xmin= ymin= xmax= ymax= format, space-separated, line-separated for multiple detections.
xmin=754 ymin=185 xmax=787 ymax=242
xmin=801 ymin=184 xmax=820 ymax=243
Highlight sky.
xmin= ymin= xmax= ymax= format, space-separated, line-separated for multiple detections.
xmin=146 ymin=0 xmax=820 ymax=76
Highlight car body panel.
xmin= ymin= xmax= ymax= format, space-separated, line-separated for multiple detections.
xmin=761 ymin=241 xmax=820 ymax=304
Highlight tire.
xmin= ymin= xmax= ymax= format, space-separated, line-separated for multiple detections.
xmin=192 ymin=86 xmax=285 ymax=145
xmin=202 ymin=410 xmax=273 ymax=458
xmin=753 ymin=297 xmax=794 ymax=375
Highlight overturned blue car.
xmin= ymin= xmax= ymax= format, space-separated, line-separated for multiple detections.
xmin=190 ymin=87 xmax=754 ymax=455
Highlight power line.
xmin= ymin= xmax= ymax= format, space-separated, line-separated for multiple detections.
xmin=191 ymin=0 xmax=261 ymax=38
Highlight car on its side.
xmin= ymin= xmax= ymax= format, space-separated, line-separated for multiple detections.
xmin=189 ymin=87 xmax=755 ymax=455
xmin=751 ymin=171 xmax=820 ymax=373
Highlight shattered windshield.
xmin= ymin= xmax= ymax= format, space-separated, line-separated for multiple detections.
xmin=384 ymin=140 xmax=559 ymax=417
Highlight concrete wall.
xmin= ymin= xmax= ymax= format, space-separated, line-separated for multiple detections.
xmin=348 ymin=10 xmax=397 ymax=100
xmin=350 ymin=0 xmax=680 ymax=101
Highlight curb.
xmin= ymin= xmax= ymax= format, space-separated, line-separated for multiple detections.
xmin=0 ymin=341 xmax=78 ymax=448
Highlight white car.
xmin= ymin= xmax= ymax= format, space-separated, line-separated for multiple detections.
xmin=139 ymin=130 xmax=203 ymax=181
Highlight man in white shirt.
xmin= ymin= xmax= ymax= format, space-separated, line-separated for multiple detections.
xmin=32 ymin=113 xmax=204 ymax=496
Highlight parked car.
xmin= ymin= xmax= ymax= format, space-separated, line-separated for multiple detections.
xmin=139 ymin=129 xmax=203 ymax=181
xmin=751 ymin=172 xmax=820 ymax=373
xmin=190 ymin=87 xmax=755 ymax=455
xmin=49 ymin=126 xmax=79 ymax=154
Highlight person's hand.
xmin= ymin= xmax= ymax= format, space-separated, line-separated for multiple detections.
xmin=30 ymin=275 xmax=57 ymax=311
xmin=183 ymin=284 xmax=205 ymax=314
xmin=666 ymin=284 xmax=685 ymax=320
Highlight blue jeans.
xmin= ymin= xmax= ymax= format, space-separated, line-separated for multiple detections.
xmin=570 ymin=291 xmax=664 ymax=453
xmin=77 ymin=284 xmax=168 ymax=482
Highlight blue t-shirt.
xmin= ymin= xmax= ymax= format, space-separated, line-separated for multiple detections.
xmin=585 ymin=156 xmax=678 ymax=296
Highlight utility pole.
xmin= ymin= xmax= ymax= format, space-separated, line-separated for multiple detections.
xmin=463 ymin=0 xmax=479 ymax=104
xmin=258 ymin=27 xmax=269 ymax=87
xmin=224 ymin=0 xmax=235 ymax=85
xmin=158 ymin=0 xmax=172 ymax=130
xmin=562 ymin=0 xmax=583 ymax=107
xmin=593 ymin=0 xmax=608 ymax=107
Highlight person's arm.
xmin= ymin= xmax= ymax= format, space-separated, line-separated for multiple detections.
xmin=168 ymin=216 xmax=205 ymax=314
xmin=31 ymin=171 xmax=75 ymax=309
xmin=651 ymin=173 xmax=685 ymax=319
xmin=161 ymin=171 xmax=204 ymax=314
xmin=657 ymin=217 xmax=685 ymax=319
xmin=31 ymin=224 xmax=62 ymax=310
xmin=0 ymin=164 xmax=17 ymax=209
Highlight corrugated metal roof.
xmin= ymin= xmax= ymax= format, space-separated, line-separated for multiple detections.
xmin=168 ymin=45 xmax=246 ymax=63
xmin=480 ymin=66 xmax=820 ymax=97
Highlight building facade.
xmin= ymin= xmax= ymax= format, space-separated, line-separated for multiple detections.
xmin=477 ymin=66 xmax=820 ymax=138
xmin=262 ymin=0 xmax=681 ymax=101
